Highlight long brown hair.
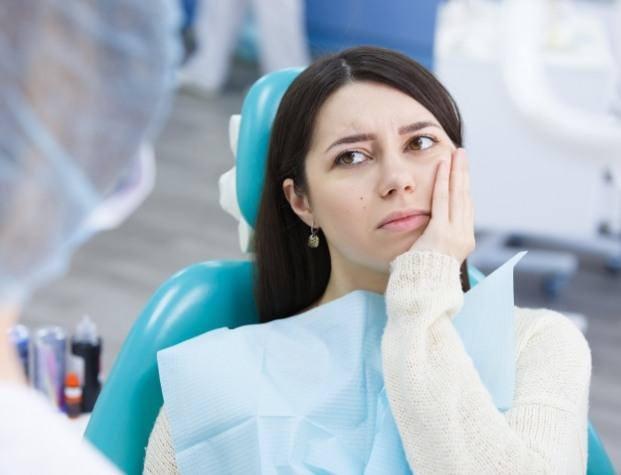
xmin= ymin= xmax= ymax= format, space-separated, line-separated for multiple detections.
xmin=254 ymin=46 xmax=470 ymax=323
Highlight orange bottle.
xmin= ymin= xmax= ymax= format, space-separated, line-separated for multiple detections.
xmin=64 ymin=372 xmax=83 ymax=419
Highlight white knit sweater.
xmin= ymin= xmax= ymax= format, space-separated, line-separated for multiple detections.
xmin=143 ymin=250 xmax=591 ymax=474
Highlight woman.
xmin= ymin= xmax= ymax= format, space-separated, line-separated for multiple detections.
xmin=145 ymin=46 xmax=591 ymax=474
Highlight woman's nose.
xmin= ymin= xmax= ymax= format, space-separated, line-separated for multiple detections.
xmin=377 ymin=156 xmax=417 ymax=198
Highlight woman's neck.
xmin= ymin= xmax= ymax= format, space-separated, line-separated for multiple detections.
xmin=316 ymin=250 xmax=389 ymax=307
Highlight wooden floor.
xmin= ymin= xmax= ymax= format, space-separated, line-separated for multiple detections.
xmin=21 ymin=71 xmax=621 ymax=469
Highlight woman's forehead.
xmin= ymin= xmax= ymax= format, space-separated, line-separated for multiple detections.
xmin=313 ymin=81 xmax=438 ymax=140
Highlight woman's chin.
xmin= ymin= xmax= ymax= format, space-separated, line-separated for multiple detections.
xmin=377 ymin=241 xmax=419 ymax=269
xmin=390 ymin=234 xmax=420 ymax=256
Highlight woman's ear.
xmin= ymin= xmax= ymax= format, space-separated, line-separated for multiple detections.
xmin=282 ymin=178 xmax=315 ymax=227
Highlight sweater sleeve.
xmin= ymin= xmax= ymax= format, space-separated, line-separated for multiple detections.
xmin=381 ymin=250 xmax=592 ymax=475
xmin=143 ymin=406 xmax=180 ymax=475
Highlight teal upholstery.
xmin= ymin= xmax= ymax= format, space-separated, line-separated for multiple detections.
xmin=588 ymin=425 xmax=617 ymax=475
xmin=84 ymin=261 xmax=257 ymax=474
xmin=236 ymin=67 xmax=303 ymax=227
xmin=85 ymin=70 xmax=616 ymax=475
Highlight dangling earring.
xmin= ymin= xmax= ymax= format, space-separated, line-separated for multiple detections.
xmin=307 ymin=222 xmax=320 ymax=248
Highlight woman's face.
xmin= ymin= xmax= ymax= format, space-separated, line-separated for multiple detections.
xmin=284 ymin=81 xmax=457 ymax=274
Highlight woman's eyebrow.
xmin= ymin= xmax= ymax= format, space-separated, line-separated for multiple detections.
xmin=324 ymin=121 xmax=441 ymax=153
xmin=324 ymin=133 xmax=375 ymax=153
xmin=398 ymin=121 xmax=441 ymax=135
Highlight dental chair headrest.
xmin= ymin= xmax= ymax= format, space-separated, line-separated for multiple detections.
xmin=235 ymin=68 xmax=303 ymax=228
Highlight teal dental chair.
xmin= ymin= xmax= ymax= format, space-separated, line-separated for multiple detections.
xmin=84 ymin=70 xmax=616 ymax=475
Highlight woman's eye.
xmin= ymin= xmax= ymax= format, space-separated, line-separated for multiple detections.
xmin=408 ymin=135 xmax=436 ymax=151
xmin=335 ymin=151 xmax=368 ymax=166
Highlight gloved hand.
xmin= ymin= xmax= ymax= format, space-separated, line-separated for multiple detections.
xmin=0 ymin=307 xmax=26 ymax=384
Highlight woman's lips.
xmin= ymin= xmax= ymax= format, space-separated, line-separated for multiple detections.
xmin=379 ymin=214 xmax=430 ymax=232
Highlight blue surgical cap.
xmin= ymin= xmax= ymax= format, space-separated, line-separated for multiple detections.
xmin=0 ymin=0 xmax=180 ymax=305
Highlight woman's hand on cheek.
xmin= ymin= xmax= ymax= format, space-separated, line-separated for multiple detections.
xmin=409 ymin=148 xmax=476 ymax=263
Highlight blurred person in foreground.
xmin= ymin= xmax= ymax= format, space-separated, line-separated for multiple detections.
xmin=0 ymin=0 xmax=179 ymax=472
